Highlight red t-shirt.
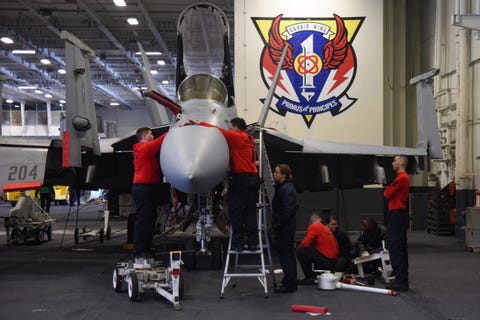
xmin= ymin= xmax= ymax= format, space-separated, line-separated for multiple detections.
xmin=199 ymin=122 xmax=258 ymax=175
xmin=132 ymin=133 xmax=167 ymax=184
xmin=299 ymin=222 xmax=339 ymax=259
xmin=384 ymin=171 xmax=410 ymax=211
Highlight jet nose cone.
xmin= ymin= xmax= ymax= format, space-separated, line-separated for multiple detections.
xmin=160 ymin=126 xmax=229 ymax=194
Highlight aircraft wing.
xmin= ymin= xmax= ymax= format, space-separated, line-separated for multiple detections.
xmin=260 ymin=128 xmax=426 ymax=191
xmin=262 ymin=127 xmax=425 ymax=156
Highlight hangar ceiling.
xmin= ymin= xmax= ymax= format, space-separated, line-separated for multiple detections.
xmin=0 ymin=0 xmax=234 ymax=109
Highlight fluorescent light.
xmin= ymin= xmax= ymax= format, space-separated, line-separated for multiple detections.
xmin=59 ymin=99 xmax=66 ymax=104
xmin=34 ymin=89 xmax=43 ymax=94
xmin=58 ymin=69 xmax=66 ymax=74
xmin=135 ymin=51 xmax=162 ymax=56
xmin=113 ymin=0 xmax=126 ymax=6
xmin=45 ymin=93 xmax=53 ymax=98
xmin=18 ymin=86 xmax=37 ymax=90
xmin=162 ymin=80 xmax=169 ymax=85
xmin=14 ymin=104 xmax=20 ymax=108
xmin=6 ymin=99 xmax=14 ymax=103
xmin=12 ymin=49 xmax=36 ymax=54
xmin=110 ymin=102 xmax=120 ymax=106
xmin=1 ymin=37 xmax=13 ymax=44
xmin=157 ymin=60 xmax=166 ymax=65
xmin=150 ymin=70 xmax=158 ymax=75
xmin=127 ymin=17 xmax=139 ymax=25
xmin=40 ymin=59 xmax=51 ymax=65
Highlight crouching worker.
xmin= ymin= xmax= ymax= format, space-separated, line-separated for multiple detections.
xmin=296 ymin=211 xmax=339 ymax=284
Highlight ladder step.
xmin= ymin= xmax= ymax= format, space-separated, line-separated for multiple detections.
xmin=234 ymin=264 xmax=270 ymax=269
xmin=227 ymin=249 xmax=262 ymax=254
xmin=224 ymin=273 xmax=266 ymax=277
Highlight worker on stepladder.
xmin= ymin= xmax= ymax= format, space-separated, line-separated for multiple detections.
xmin=184 ymin=118 xmax=260 ymax=251
xmin=131 ymin=127 xmax=167 ymax=261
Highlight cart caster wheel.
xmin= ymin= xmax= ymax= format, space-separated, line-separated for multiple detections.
xmin=35 ymin=229 xmax=45 ymax=244
xmin=113 ymin=268 xmax=123 ymax=292
xmin=173 ymin=304 xmax=181 ymax=311
xmin=127 ymin=273 xmax=139 ymax=301
xmin=99 ymin=228 xmax=104 ymax=243
xmin=106 ymin=226 xmax=111 ymax=240
xmin=220 ymin=294 xmax=224 ymax=299
xmin=47 ymin=226 xmax=53 ymax=241
xmin=74 ymin=228 xmax=79 ymax=244
xmin=264 ymin=294 xmax=269 ymax=299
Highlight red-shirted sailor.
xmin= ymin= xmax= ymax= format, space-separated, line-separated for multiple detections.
xmin=384 ymin=155 xmax=410 ymax=291
xmin=131 ymin=127 xmax=167 ymax=260
xmin=185 ymin=117 xmax=259 ymax=251
xmin=296 ymin=212 xmax=339 ymax=284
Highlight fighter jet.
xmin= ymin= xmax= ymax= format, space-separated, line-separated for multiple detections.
xmin=136 ymin=3 xmax=441 ymax=262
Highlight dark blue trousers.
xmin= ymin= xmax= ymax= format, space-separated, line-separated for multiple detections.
xmin=276 ymin=225 xmax=297 ymax=289
xmin=387 ymin=210 xmax=409 ymax=286
xmin=296 ymin=246 xmax=336 ymax=279
xmin=227 ymin=174 xmax=259 ymax=248
xmin=132 ymin=184 xmax=161 ymax=257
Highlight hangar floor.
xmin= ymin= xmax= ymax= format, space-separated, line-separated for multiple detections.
xmin=0 ymin=202 xmax=479 ymax=320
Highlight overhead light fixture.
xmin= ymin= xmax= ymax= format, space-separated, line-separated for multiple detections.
xmin=6 ymin=99 xmax=14 ymax=103
xmin=150 ymin=70 xmax=158 ymax=75
xmin=45 ymin=93 xmax=53 ymax=98
xmin=18 ymin=86 xmax=37 ymax=90
xmin=59 ymin=99 xmax=66 ymax=104
xmin=157 ymin=60 xmax=166 ymax=65
xmin=127 ymin=17 xmax=139 ymax=25
xmin=34 ymin=89 xmax=43 ymax=94
xmin=40 ymin=59 xmax=51 ymax=65
xmin=12 ymin=49 xmax=36 ymax=54
xmin=1 ymin=37 xmax=13 ymax=44
xmin=162 ymin=80 xmax=169 ymax=85
xmin=113 ymin=0 xmax=126 ymax=6
xmin=135 ymin=51 xmax=162 ymax=56
xmin=58 ymin=69 xmax=66 ymax=74
xmin=14 ymin=104 xmax=20 ymax=108
xmin=110 ymin=102 xmax=120 ymax=106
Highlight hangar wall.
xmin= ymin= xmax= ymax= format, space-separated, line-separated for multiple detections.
xmin=234 ymin=0 xmax=385 ymax=144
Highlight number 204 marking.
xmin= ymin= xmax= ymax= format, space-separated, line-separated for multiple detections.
xmin=7 ymin=165 xmax=38 ymax=181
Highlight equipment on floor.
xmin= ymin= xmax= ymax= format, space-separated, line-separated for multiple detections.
xmin=353 ymin=240 xmax=394 ymax=284
xmin=336 ymin=282 xmax=398 ymax=296
xmin=68 ymin=199 xmax=111 ymax=245
xmin=291 ymin=304 xmax=329 ymax=315
xmin=3 ymin=196 xmax=54 ymax=245
xmin=112 ymin=251 xmax=183 ymax=310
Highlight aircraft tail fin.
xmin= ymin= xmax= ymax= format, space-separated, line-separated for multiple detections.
xmin=410 ymin=68 xmax=442 ymax=159
xmin=61 ymin=31 xmax=100 ymax=168
xmin=136 ymin=40 xmax=172 ymax=126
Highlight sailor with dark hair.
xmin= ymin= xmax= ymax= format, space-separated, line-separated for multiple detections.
xmin=384 ymin=155 xmax=410 ymax=291
xmin=184 ymin=117 xmax=260 ymax=251
xmin=131 ymin=127 xmax=167 ymax=260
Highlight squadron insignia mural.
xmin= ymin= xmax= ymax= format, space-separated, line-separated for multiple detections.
xmin=252 ymin=14 xmax=365 ymax=128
